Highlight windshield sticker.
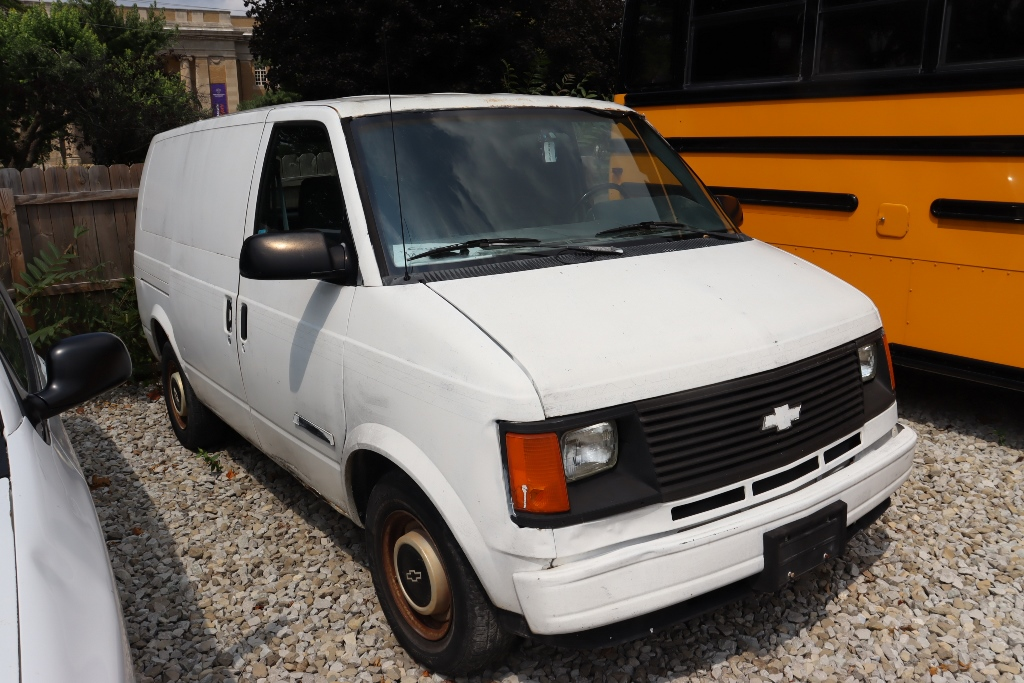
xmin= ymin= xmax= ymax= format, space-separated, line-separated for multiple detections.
xmin=544 ymin=140 xmax=557 ymax=163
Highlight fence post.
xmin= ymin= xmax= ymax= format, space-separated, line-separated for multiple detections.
xmin=0 ymin=188 xmax=28 ymax=286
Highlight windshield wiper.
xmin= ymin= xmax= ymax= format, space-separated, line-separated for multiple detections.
xmin=595 ymin=221 xmax=743 ymax=241
xmin=407 ymin=237 xmax=541 ymax=261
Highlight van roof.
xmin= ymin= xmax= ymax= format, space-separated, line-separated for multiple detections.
xmin=151 ymin=93 xmax=633 ymax=143
xmin=316 ymin=93 xmax=632 ymax=118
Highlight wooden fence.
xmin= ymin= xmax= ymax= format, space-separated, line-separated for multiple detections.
xmin=0 ymin=164 xmax=142 ymax=294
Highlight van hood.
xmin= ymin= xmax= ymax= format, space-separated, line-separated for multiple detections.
xmin=426 ymin=240 xmax=881 ymax=417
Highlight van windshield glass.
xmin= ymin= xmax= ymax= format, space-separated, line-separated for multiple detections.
xmin=348 ymin=107 xmax=732 ymax=274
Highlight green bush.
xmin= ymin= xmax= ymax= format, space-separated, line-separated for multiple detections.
xmin=12 ymin=229 xmax=152 ymax=377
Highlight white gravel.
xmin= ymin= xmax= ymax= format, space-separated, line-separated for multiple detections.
xmin=67 ymin=370 xmax=1024 ymax=683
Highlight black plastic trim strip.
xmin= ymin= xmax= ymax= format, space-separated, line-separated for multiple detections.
xmin=621 ymin=70 xmax=1024 ymax=106
xmin=889 ymin=344 xmax=1024 ymax=393
xmin=292 ymin=413 xmax=335 ymax=446
xmin=708 ymin=186 xmax=858 ymax=212
xmin=499 ymin=496 xmax=892 ymax=648
xmin=670 ymin=487 xmax=744 ymax=521
xmin=0 ymin=429 xmax=7 ymax=480
xmin=823 ymin=433 xmax=861 ymax=464
xmin=930 ymin=199 xmax=1024 ymax=224
xmin=670 ymin=136 xmax=1024 ymax=157
xmin=752 ymin=456 xmax=819 ymax=496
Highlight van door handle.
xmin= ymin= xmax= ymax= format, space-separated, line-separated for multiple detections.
xmin=239 ymin=303 xmax=248 ymax=341
xmin=225 ymin=296 xmax=233 ymax=333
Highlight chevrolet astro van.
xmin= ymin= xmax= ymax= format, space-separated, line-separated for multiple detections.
xmin=134 ymin=94 xmax=917 ymax=674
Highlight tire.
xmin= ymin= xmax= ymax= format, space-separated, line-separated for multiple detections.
xmin=161 ymin=342 xmax=228 ymax=451
xmin=365 ymin=470 xmax=517 ymax=675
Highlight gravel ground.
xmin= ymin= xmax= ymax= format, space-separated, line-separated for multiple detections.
xmin=67 ymin=369 xmax=1024 ymax=683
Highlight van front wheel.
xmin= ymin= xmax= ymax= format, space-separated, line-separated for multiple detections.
xmin=365 ymin=470 xmax=517 ymax=675
xmin=161 ymin=343 xmax=227 ymax=451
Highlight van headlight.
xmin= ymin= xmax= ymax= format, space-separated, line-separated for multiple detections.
xmin=858 ymin=343 xmax=877 ymax=381
xmin=560 ymin=421 xmax=618 ymax=482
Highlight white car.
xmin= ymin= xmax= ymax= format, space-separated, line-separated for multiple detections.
xmin=0 ymin=286 xmax=134 ymax=681
xmin=134 ymin=94 xmax=917 ymax=675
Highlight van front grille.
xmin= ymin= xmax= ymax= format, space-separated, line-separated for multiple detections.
xmin=635 ymin=345 xmax=865 ymax=502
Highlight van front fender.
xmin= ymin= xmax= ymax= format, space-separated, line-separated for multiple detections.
xmin=341 ymin=422 xmax=554 ymax=613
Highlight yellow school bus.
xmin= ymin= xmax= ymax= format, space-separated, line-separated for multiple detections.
xmin=617 ymin=0 xmax=1024 ymax=389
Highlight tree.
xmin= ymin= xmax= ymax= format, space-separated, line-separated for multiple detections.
xmin=70 ymin=0 xmax=204 ymax=164
xmin=243 ymin=0 xmax=624 ymax=101
xmin=0 ymin=3 xmax=104 ymax=168
xmin=75 ymin=49 xmax=204 ymax=165
xmin=0 ymin=0 xmax=203 ymax=169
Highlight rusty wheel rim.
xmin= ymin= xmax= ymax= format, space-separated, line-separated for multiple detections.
xmin=380 ymin=510 xmax=452 ymax=641
xmin=167 ymin=363 xmax=188 ymax=431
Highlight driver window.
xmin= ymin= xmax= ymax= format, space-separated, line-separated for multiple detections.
xmin=254 ymin=123 xmax=351 ymax=243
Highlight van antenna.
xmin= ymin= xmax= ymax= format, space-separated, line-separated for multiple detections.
xmin=383 ymin=26 xmax=410 ymax=281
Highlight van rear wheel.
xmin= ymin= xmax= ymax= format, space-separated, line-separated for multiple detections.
xmin=161 ymin=342 xmax=227 ymax=451
xmin=365 ymin=470 xmax=517 ymax=675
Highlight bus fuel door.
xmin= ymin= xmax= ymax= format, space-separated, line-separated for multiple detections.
xmin=876 ymin=203 xmax=909 ymax=238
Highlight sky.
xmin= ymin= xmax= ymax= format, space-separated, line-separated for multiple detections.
xmin=117 ymin=0 xmax=249 ymax=16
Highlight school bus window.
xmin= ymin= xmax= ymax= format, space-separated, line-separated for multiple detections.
xmin=816 ymin=0 xmax=928 ymax=75
xmin=942 ymin=0 xmax=1024 ymax=66
xmin=689 ymin=0 xmax=805 ymax=84
xmin=626 ymin=0 xmax=678 ymax=86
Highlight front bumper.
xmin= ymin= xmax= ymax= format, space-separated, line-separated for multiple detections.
xmin=510 ymin=420 xmax=917 ymax=637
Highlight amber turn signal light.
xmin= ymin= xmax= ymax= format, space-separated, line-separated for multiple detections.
xmin=882 ymin=333 xmax=895 ymax=389
xmin=505 ymin=432 xmax=570 ymax=514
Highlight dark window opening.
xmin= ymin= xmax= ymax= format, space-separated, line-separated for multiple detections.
xmin=624 ymin=0 xmax=681 ymax=87
xmin=254 ymin=123 xmax=351 ymax=243
xmin=689 ymin=1 xmax=805 ymax=84
xmin=943 ymin=0 xmax=1024 ymax=65
xmin=816 ymin=0 xmax=929 ymax=74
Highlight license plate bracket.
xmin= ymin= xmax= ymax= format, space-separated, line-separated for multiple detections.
xmin=753 ymin=500 xmax=847 ymax=592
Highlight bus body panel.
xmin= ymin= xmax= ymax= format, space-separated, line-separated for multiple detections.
xmin=629 ymin=90 xmax=1024 ymax=370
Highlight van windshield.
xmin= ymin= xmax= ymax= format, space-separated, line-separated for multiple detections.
xmin=348 ymin=107 xmax=733 ymax=275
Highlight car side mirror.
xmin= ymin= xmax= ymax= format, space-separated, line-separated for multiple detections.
xmin=715 ymin=194 xmax=744 ymax=229
xmin=239 ymin=231 xmax=351 ymax=282
xmin=24 ymin=332 xmax=132 ymax=422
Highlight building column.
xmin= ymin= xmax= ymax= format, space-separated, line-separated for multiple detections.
xmin=178 ymin=56 xmax=194 ymax=94
xmin=223 ymin=57 xmax=240 ymax=113
xmin=238 ymin=60 xmax=256 ymax=104
xmin=194 ymin=57 xmax=211 ymax=110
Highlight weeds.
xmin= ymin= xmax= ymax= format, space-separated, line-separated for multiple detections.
xmin=501 ymin=52 xmax=601 ymax=100
xmin=8 ymin=227 xmax=151 ymax=373
xmin=196 ymin=448 xmax=223 ymax=473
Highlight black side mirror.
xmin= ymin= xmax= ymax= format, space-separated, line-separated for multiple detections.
xmin=239 ymin=231 xmax=350 ymax=282
xmin=24 ymin=332 xmax=132 ymax=422
xmin=715 ymin=194 xmax=744 ymax=229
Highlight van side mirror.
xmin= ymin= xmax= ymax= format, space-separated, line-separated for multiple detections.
xmin=715 ymin=194 xmax=744 ymax=229
xmin=239 ymin=231 xmax=351 ymax=282
xmin=23 ymin=332 xmax=132 ymax=422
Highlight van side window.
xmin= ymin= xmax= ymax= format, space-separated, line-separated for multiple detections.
xmin=254 ymin=123 xmax=351 ymax=242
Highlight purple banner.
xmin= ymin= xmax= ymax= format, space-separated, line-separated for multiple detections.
xmin=211 ymin=83 xmax=228 ymax=116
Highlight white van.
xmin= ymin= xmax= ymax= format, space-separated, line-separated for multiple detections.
xmin=134 ymin=94 xmax=917 ymax=674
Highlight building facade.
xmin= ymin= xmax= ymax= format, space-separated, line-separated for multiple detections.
xmin=20 ymin=2 xmax=266 ymax=166
xmin=150 ymin=8 xmax=265 ymax=115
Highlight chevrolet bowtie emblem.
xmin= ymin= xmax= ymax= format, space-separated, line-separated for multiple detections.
xmin=405 ymin=569 xmax=422 ymax=583
xmin=762 ymin=403 xmax=802 ymax=431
